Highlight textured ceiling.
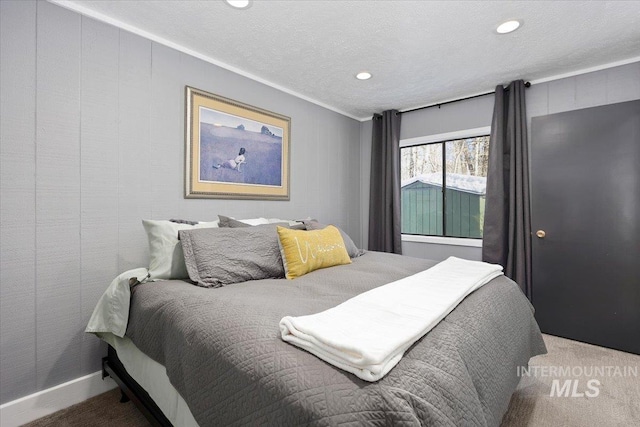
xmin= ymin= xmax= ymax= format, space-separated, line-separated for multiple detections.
xmin=54 ymin=0 xmax=640 ymax=120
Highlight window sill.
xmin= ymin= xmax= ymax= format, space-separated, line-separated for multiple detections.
xmin=401 ymin=234 xmax=483 ymax=248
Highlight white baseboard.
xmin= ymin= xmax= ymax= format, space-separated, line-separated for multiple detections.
xmin=0 ymin=371 xmax=117 ymax=427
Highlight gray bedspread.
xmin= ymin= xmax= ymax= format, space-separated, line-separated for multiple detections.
xmin=126 ymin=252 xmax=546 ymax=426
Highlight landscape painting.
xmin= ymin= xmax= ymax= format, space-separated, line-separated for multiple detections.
xmin=199 ymin=108 xmax=283 ymax=186
xmin=185 ymin=87 xmax=290 ymax=200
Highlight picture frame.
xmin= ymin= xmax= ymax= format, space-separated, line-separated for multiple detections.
xmin=185 ymin=86 xmax=291 ymax=200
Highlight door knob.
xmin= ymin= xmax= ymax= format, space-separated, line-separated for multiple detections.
xmin=536 ymin=230 xmax=546 ymax=238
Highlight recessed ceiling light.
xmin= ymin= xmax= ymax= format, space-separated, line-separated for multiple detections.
xmin=496 ymin=20 xmax=521 ymax=34
xmin=356 ymin=72 xmax=372 ymax=80
xmin=226 ymin=0 xmax=252 ymax=9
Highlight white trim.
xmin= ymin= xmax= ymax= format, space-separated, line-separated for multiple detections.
xmin=0 ymin=371 xmax=117 ymax=427
xmin=48 ymin=2 xmax=640 ymax=123
xmin=395 ymin=57 xmax=640 ymax=122
xmin=402 ymin=234 xmax=483 ymax=248
xmin=400 ymin=126 xmax=491 ymax=147
xmin=528 ymin=56 xmax=640 ymax=85
xmin=48 ymin=0 xmax=360 ymax=121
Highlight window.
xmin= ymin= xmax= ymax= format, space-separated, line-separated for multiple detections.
xmin=400 ymin=128 xmax=490 ymax=239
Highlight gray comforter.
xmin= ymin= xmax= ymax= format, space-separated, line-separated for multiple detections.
xmin=126 ymin=252 xmax=546 ymax=426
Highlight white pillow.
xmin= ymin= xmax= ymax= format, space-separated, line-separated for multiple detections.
xmin=85 ymin=267 xmax=149 ymax=337
xmin=238 ymin=217 xmax=270 ymax=226
xmin=142 ymin=219 xmax=219 ymax=280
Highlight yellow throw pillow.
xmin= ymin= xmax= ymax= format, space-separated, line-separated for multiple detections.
xmin=277 ymin=225 xmax=351 ymax=279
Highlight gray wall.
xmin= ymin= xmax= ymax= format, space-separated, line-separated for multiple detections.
xmin=361 ymin=61 xmax=640 ymax=260
xmin=526 ymin=62 xmax=640 ymax=141
xmin=0 ymin=1 xmax=361 ymax=404
xmin=359 ymin=120 xmax=372 ymax=249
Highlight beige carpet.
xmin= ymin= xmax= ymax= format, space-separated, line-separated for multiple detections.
xmin=23 ymin=335 xmax=639 ymax=426
xmin=501 ymin=334 xmax=640 ymax=427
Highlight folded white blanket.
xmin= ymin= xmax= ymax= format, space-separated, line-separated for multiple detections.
xmin=279 ymin=256 xmax=503 ymax=381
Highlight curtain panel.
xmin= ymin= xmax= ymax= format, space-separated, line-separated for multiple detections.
xmin=483 ymin=80 xmax=532 ymax=298
xmin=368 ymin=110 xmax=402 ymax=254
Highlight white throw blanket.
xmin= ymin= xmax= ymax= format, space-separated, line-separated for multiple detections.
xmin=279 ymin=256 xmax=503 ymax=382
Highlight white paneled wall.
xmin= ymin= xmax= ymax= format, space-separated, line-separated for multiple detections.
xmin=0 ymin=1 xmax=361 ymax=404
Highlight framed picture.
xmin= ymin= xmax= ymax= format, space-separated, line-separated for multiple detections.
xmin=185 ymin=86 xmax=291 ymax=200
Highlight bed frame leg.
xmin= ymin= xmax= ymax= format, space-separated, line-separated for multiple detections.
xmin=120 ymin=389 xmax=130 ymax=403
xmin=104 ymin=346 xmax=172 ymax=426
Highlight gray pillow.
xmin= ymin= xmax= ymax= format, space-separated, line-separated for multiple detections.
xmin=179 ymin=224 xmax=286 ymax=288
xmin=169 ymin=218 xmax=199 ymax=225
xmin=217 ymin=215 xmax=251 ymax=228
xmin=302 ymin=220 xmax=365 ymax=258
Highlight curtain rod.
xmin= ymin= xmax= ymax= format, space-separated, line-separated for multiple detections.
xmin=399 ymin=81 xmax=531 ymax=115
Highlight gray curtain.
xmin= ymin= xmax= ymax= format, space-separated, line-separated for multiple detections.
xmin=482 ymin=80 xmax=532 ymax=299
xmin=368 ymin=110 xmax=402 ymax=254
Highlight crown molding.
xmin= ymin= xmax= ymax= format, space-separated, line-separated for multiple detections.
xmin=48 ymin=0 xmax=362 ymax=121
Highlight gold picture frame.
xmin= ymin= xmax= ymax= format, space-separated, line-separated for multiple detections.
xmin=185 ymin=86 xmax=291 ymax=200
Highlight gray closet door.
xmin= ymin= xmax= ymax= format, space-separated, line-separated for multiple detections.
xmin=531 ymin=100 xmax=640 ymax=354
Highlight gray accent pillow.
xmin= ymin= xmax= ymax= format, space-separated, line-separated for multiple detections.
xmin=179 ymin=224 xmax=286 ymax=288
xmin=169 ymin=218 xmax=199 ymax=226
xmin=217 ymin=215 xmax=252 ymax=228
xmin=303 ymin=220 xmax=365 ymax=258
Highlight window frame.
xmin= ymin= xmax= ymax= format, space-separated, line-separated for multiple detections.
xmin=399 ymin=126 xmax=491 ymax=247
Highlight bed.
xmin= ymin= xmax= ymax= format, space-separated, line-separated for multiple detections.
xmin=91 ymin=246 xmax=545 ymax=427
